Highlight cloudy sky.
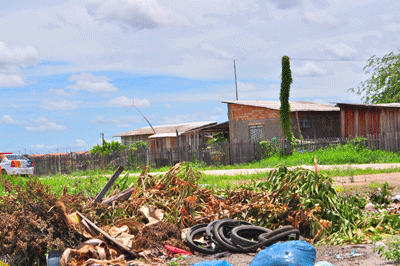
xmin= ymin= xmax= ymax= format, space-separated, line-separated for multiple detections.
xmin=1 ymin=0 xmax=399 ymax=154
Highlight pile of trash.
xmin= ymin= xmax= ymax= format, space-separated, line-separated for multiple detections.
xmin=186 ymin=219 xmax=300 ymax=254
xmin=0 ymin=161 xmax=398 ymax=265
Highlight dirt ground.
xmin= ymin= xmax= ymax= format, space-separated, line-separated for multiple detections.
xmin=178 ymin=244 xmax=400 ymax=265
xmin=176 ymin=170 xmax=400 ymax=266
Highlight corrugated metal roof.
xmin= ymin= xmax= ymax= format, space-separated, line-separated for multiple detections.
xmin=148 ymin=133 xmax=180 ymax=138
xmin=336 ymin=103 xmax=400 ymax=108
xmin=221 ymin=100 xmax=339 ymax=111
xmin=113 ymin=121 xmax=217 ymax=137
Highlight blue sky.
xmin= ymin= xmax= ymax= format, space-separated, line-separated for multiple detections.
xmin=1 ymin=0 xmax=400 ymax=154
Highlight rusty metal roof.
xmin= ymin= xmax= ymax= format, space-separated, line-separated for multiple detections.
xmin=113 ymin=121 xmax=217 ymax=137
xmin=221 ymin=100 xmax=339 ymax=111
xmin=336 ymin=102 xmax=400 ymax=108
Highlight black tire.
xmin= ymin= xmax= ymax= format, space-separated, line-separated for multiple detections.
xmin=186 ymin=226 xmax=219 ymax=254
xmin=230 ymin=225 xmax=272 ymax=248
xmin=206 ymin=219 xmax=221 ymax=237
xmin=258 ymin=225 xmax=294 ymax=241
xmin=241 ymin=229 xmax=301 ymax=252
xmin=212 ymin=219 xmax=252 ymax=252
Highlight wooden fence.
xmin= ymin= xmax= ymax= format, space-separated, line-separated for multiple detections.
xmin=28 ymin=132 xmax=400 ymax=176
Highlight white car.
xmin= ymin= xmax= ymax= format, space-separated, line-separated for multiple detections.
xmin=0 ymin=153 xmax=34 ymax=176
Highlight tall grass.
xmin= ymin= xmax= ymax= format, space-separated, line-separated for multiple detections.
xmin=191 ymin=141 xmax=400 ymax=171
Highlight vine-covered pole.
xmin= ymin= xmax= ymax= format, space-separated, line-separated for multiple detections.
xmin=279 ymin=55 xmax=293 ymax=142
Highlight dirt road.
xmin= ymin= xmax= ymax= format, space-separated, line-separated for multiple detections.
xmin=180 ymin=244 xmax=399 ymax=265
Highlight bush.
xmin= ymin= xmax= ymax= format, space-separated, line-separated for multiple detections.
xmin=259 ymin=140 xmax=280 ymax=158
xmin=90 ymin=140 xmax=126 ymax=155
xmin=129 ymin=140 xmax=149 ymax=152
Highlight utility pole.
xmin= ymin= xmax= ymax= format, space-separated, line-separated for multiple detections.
xmin=234 ymin=59 xmax=238 ymax=100
xmin=101 ymin=133 xmax=105 ymax=154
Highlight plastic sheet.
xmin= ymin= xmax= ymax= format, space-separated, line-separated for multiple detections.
xmin=192 ymin=260 xmax=234 ymax=266
xmin=249 ymin=240 xmax=316 ymax=266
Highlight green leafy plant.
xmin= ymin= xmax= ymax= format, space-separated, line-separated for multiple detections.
xmin=349 ymin=51 xmax=400 ymax=103
xmin=129 ymin=140 xmax=149 ymax=152
xmin=279 ymin=55 xmax=293 ymax=143
xmin=207 ymin=132 xmax=229 ymax=144
xmin=370 ymin=182 xmax=391 ymax=205
xmin=90 ymin=140 xmax=126 ymax=155
xmin=374 ymin=238 xmax=400 ymax=263
xmin=259 ymin=140 xmax=280 ymax=158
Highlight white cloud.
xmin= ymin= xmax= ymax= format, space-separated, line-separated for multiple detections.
xmin=90 ymin=115 xmax=140 ymax=127
xmin=161 ymin=115 xmax=192 ymax=125
xmin=0 ymin=42 xmax=40 ymax=87
xmin=161 ymin=107 xmax=225 ymax=124
xmin=269 ymin=0 xmax=302 ymax=9
xmin=48 ymin=88 xmax=75 ymax=96
xmin=8 ymin=103 xmax=22 ymax=109
xmin=0 ymin=42 xmax=39 ymax=67
xmin=0 ymin=114 xmax=27 ymax=126
xmin=25 ymin=117 xmax=67 ymax=132
xmin=74 ymin=139 xmax=88 ymax=147
xmin=83 ymin=0 xmax=186 ymax=30
xmin=383 ymin=22 xmax=400 ymax=32
xmin=323 ymin=42 xmax=358 ymax=59
xmin=67 ymin=73 xmax=118 ymax=93
xmin=0 ymin=73 xmax=25 ymax=87
xmin=166 ymin=103 xmax=172 ymax=109
xmin=0 ymin=114 xmax=67 ymax=132
xmin=108 ymin=96 xmax=151 ymax=108
xmin=200 ymin=43 xmax=234 ymax=60
xmin=237 ymin=82 xmax=259 ymax=92
xmin=303 ymin=10 xmax=339 ymax=29
xmin=31 ymin=144 xmax=45 ymax=150
xmin=292 ymin=62 xmax=326 ymax=77
xmin=41 ymin=99 xmax=81 ymax=111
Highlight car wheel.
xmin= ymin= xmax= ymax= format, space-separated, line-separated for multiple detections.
xmin=1 ymin=169 xmax=7 ymax=176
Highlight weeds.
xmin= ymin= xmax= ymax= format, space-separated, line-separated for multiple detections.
xmin=374 ymin=237 xmax=400 ymax=263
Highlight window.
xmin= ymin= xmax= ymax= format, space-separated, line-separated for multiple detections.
xmin=249 ymin=125 xmax=264 ymax=141
xmin=300 ymin=119 xmax=311 ymax=128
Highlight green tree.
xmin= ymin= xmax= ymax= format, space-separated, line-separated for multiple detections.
xmin=349 ymin=51 xmax=400 ymax=103
xmin=279 ymin=55 xmax=293 ymax=141
xmin=129 ymin=140 xmax=149 ymax=151
xmin=90 ymin=140 xmax=126 ymax=155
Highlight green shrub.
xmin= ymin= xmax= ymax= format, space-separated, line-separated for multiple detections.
xmin=90 ymin=140 xmax=126 ymax=155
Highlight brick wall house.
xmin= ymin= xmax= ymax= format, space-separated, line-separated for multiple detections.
xmin=222 ymin=100 xmax=341 ymax=142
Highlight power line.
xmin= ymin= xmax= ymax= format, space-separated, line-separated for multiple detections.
xmin=291 ymin=58 xmax=368 ymax=62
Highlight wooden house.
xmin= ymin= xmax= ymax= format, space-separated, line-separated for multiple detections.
xmin=336 ymin=103 xmax=400 ymax=138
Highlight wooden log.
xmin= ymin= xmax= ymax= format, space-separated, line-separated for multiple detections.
xmin=94 ymin=165 xmax=124 ymax=206
xmin=102 ymin=186 xmax=135 ymax=205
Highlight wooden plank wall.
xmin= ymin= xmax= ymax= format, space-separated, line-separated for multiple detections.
xmin=341 ymin=106 xmax=400 ymax=138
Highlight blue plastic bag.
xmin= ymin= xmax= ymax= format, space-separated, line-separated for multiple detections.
xmin=249 ymin=240 xmax=316 ymax=266
xmin=314 ymin=262 xmax=333 ymax=266
xmin=192 ymin=260 xmax=234 ymax=266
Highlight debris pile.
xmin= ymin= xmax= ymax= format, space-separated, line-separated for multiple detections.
xmin=1 ymin=162 xmax=400 ymax=265
xmin=0 ymin=177 xmax=84 ymax=265
xmin=186 ymin=219 xmax=300 ymax=254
